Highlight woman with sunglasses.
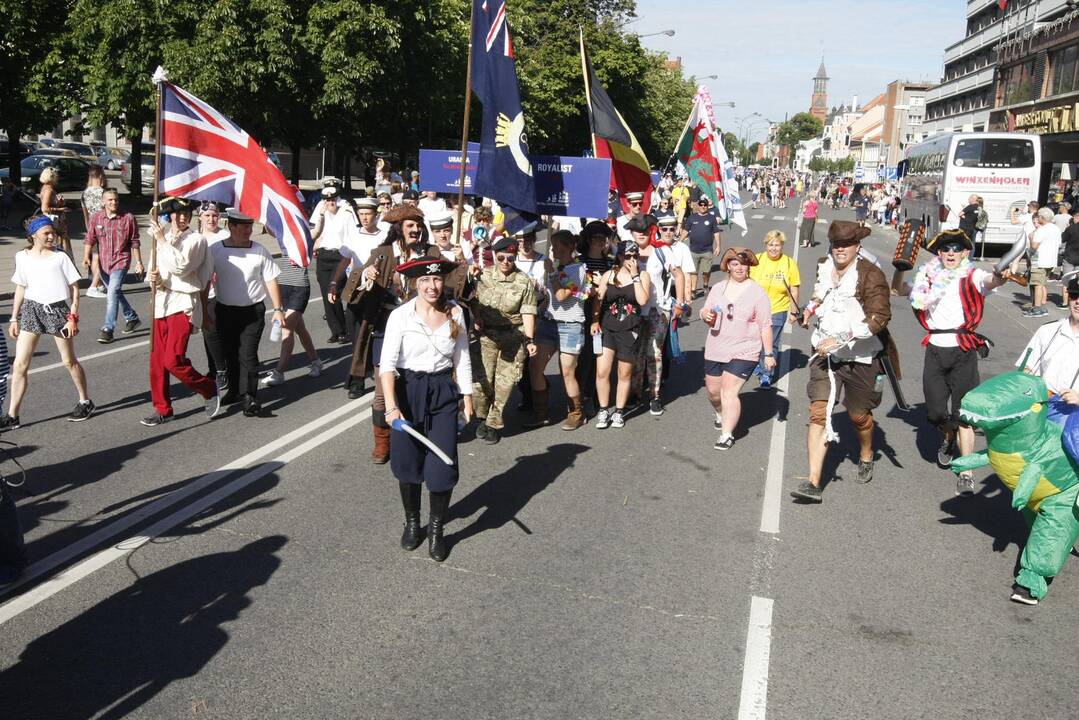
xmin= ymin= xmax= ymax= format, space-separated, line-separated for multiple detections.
xmin=592 ymin=240 xmax=651 ymax=429
xmin=909 ymin=228 xmax=1005 ymax=495
xmin=700 ymin=247 xmax=773 ymax=449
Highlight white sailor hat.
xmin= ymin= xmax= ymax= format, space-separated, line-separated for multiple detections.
xmin=625 ymin=191 xmax=645 ymax=202
xmin=429 ymin=212 xmax=454 ymax=230
xmin=355 ymin=196 xmax=379 ymax=210
xmin=656 ymin=215 xmax=677 ymax=227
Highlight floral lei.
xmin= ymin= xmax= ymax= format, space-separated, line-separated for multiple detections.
xmin=554 ymin=262 xmax=592 ymax=300
xmin=909 ymin=256 xmax=972 ymax=311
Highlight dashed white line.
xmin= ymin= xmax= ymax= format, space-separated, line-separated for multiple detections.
xmin=771 ymin=215 xmax=785 ymax=221
xmin=737 ymin=596 xmax=775 ymax=720
xmin=760 ymin=344 xmax=789 ymax=535
xmin=751 ymin=214 xmax=765 ymax=219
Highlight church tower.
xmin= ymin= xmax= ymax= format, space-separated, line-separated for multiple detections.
xmin=810 ymin=60 xmax=828 ymax=124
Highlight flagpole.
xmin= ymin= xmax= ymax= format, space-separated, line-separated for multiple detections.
xmin=149 ymin=75 xmax=164 ymax=357
xmin=453 ymin=1 xmax=476 ymax=248
xmin=579 ymin=28 xmax=598 ymax=158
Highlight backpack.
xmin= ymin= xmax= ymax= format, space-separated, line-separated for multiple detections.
xmin=975 ymin=208 xmax=989 ymax=231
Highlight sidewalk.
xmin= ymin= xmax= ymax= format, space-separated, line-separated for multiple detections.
xmin=0 ymin=190 xmax=286 ymax=300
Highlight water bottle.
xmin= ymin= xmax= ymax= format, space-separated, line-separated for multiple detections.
xmin=269 ymin=319 xmax=282 ymax=342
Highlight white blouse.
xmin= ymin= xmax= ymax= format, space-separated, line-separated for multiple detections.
xmin=379 ymin=298 xmax=473 ymax=395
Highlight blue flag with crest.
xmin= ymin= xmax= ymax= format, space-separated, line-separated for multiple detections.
xmin=470 ymin=0 xmax=538 ymax=232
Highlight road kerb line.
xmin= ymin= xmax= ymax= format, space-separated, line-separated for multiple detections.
xmin=737 ymin=595 xmax=775 ymax=720
xmin=0 ymin=405 xmax=373 ymax=624
xmin=0 ymin=395 xmax=372 ymax=607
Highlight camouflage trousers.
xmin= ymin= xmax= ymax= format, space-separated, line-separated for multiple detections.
xmin=471 ymin=331 xmax=525 ymax=430
xmin=632 ymin=309 xmax=668 ymax=399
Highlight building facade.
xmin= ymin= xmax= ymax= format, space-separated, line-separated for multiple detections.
xmin=882 ymin=80 xmax=931 ymax=166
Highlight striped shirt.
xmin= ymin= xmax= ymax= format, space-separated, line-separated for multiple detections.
xmin=274 ymin=256 xmax=309 ymax=287
xmin=86 ymin=210 xmax=140 ymax=274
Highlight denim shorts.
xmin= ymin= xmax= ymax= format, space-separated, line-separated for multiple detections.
xmin=556 ymin=320 xmax=586 ymax=355
xmin=535 ymin=317 xmax=560 ymax=348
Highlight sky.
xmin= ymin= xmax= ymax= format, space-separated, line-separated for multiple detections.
xmin=634 ymin=0 xmax=968 ymax=144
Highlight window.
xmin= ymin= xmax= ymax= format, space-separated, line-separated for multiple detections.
xmin=1052 ymin=45 xmax=1079 ymax=96
xmin=1002 ymin=61 xmax=1036 ymax=105
xmin=952 ymin=138 xmax=1035 ymax=168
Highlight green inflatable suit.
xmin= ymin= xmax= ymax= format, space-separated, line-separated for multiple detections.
xmin=953 ymin=371 xmax=1079 ymax=603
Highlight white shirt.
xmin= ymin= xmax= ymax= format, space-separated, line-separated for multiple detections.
xmin=155 ymin=228 xmax=212 ymax=323
xmin=313 ymin=202 xmax=359 ymax=252
xmin=204 ymin=228 xmax=229 ymax=246
xmin=12 ymin=250 xmax=80 ymax=305
xmin=547 ymin=262 xmax=587 ymax=322
xmin=645 ymin=245 xmax=681 ymax=311
xmin=811 ymin=256 xmax=883 ymax=363
xmin=379 ymin=298 xmax=473 ymax=395
xmin=616 ymin=214 xmax=636 ymax=243
xmin=924 ymin=268 xmax=995 ymax=348
xmin=417 ymin=196 xmax=448 ymax=220
xmin=515 ymin=252 xmax=549 ymax=304
xmin=341 ymin=227 xmax=387 ymax=268
xmin=211 ymin=243 xmax=281 ymax=306
xmin=1053 ymin=214 xmax=1072 ymax=233
xmin=1032 ymin=223 xmax=1063 ymax=269
xmin=1018 ymin=318 xmax=1079 ymax=393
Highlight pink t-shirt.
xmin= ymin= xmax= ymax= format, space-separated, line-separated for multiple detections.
xmin=703 ymin=280 xmax=772 ymax=362
xmin=802 ymin=199 xmax=819 ymax=219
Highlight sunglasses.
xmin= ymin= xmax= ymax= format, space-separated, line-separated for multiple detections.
xmin=378 ymin=201 xmax=392 ymax=207
xmin=495 ymin=253 xmax=516 ymax=262
xmin=726 ymin=303 xmax=735 ymax=320
xmin=939 ymin=243 xmax=964 ymax=253
xmin=199 ymin=201 xmax=218 ymax=212
xmin=629 ymin=202 xmax=643 ymax=207
xmin=1069 ymin=293 xmax=1079 ymax=301
xmin=660 ymin=227 xmax=675 ymax=232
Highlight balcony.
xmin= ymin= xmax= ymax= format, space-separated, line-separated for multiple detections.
xmin=926 ymin=66 xmax=996 ymax=105
xmin=951 ymin=0 xmax=1073 ymax=63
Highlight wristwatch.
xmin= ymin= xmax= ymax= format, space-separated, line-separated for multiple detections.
xmin=273 ymin=307 xmax=285 ymax=312
xmin=764 ymin=353 xmax=775 ymax=358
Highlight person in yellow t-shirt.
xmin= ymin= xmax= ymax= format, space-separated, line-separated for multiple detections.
xmin=671 ymin=180 xmax=690 ymax=226
xmin=748 ymin=229 xmax=800 ymax=387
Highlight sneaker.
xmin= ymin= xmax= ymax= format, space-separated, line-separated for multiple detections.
xmin=1009 ymin=584 xmax=1039 ymax=605
xmin=140 ymin=412 xmax=171 ymax=427
xmin=714 ymin=410 xmax=722 ymax=430
xmin=97 ymin=329 xmax=114 ymax=344
xmin=1034 ymin=307 xmax=1050 ymax=317
xmin=0 ymin=414 xmax=20 ymax=431
xmin=956 ymin=471 xmax=976 ymax=496
xmin=215 ymin=371 xmax=230 ymax=395
xmin=205 ymin=393 xmax=222 ymax=419
xmin=594 ymin=408 xmax=611 ymax=429
xmin=790 ymin=480 xmax=823 ymax=503
xmin=714 ymin=433 xmax=734 ymax=450
xmin=610 ymin=409 xmax=625 ymax=428
xmin=259 ymin=369 xmax=285 ymax=388
xmin=856 ymin=459 xmax=874 ymax=484
xmin=481 ymin=424 xmax=501 ymax=445
xmin=649 ymin=398 xmax=664 ymax=416
xmin=474 ymin=422 xmax=489 ymax=441
xmin=68 ymin=400 xmax=95 ymax=422
xmin=123 ymin=318 xmax=141 ymax=334
xmin=85 ymin=286 xmax=107 ymax=298
xmin=307 ymin=359 xmax=323 ymax=377
xmin=937 ymin=436 xmax=955 ymax=467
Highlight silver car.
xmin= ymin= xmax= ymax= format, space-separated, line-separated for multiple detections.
xmin=120 ymin=146 xmax=156 ymax=188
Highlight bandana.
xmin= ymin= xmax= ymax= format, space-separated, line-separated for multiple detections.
xmin=27 ymin=216 xmax=54 ymax=236
xmin=909 ymin=256 xmax=972 ymax=311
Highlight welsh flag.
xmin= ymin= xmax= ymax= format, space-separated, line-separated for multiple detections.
xmin=673 ymin=86 xmax=748 ymax=234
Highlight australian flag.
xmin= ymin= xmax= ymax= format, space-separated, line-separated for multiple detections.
xmin=471 ymin=0 xmax=538 ymax=232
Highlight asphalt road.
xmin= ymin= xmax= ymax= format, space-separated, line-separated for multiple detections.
xmin=0 ymin=198 xmax=1076 ymax=719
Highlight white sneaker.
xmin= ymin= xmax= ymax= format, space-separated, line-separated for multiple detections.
xmin=85 ymin=286 xmax=107 ymax=298
xmin=259 ymin=369 xmax=285 ymax=388
xmin=307 ymin=359 xmax=323 ymax=377
xmin=594 ymin=408 xmax=611 ymax=429
xmin=610 ymin=410 xmax=625 ymax=428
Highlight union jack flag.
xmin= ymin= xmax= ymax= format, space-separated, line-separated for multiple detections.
xmin=158 ymin=81 xmax=312 ymax=267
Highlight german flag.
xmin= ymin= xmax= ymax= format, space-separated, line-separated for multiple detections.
xmin=580 ymin=30 xmax=652 ymax=211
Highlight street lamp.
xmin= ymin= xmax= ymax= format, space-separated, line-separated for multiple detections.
xmin=697 ymin=74 xmax=718 ymax=80
xmin=638 ymin=29 xmax=675 ymax=38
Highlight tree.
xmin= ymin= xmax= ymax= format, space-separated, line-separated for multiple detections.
xmin=775 ymin=112 xmax=823 ymax=149
xmin=0 ymin=0 xmax=72 ymax=181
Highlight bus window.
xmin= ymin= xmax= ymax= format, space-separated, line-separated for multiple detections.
xmin=953 ymin=138 xmax=1036 ymax=168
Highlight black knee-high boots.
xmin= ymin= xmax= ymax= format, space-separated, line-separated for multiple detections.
xmin=398 ymin=482 xmax=423 ymax=551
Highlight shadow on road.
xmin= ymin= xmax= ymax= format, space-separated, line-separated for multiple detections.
xmin=939 ymin=478 xmax=1029 ymax=554
xmin=0 ymin=534 xmax=287 ymax=719
xmin=445 ymin=442 xmax=589 ymax=557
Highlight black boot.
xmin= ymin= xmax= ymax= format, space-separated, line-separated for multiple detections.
xmin=398 ymin=482 xmax=423 ymax=551
xmin=427 ymin=489 xmax=452 ymax=562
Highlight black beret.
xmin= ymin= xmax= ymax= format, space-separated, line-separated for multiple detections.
xmin=491 ymin=236 xmax=519 ymax=254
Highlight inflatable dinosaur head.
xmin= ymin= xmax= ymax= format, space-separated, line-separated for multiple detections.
xmin=959 ymin=371 xmax=1048 ymax=433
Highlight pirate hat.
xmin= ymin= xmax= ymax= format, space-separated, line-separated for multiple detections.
xmin=396 ymin=256 xmax=457 ymax=278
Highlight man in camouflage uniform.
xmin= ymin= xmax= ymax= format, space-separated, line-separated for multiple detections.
xmin=471 ymin=236 xmax=538 ymax=444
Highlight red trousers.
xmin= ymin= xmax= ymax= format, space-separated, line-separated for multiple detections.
xmin=151 ymin=313 xmax=216 ymax=416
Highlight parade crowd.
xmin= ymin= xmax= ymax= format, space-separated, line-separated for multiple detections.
xmin=0 ymin=166 xmax=1077 ymax=610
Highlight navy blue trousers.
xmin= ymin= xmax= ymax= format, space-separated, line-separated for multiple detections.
xmin=390 ymin=369 xmax=460 ymax=492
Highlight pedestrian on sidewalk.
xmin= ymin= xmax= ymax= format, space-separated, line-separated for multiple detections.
xmin=1059 ymin=207 xmax=1079 ymax=306
xmin=908 ymin=228 xmax=1005 ymax=495
xmin=142 ymin=197 xmax=221 ymax=427
xmin=380 ymin=256 xmax=473 ymax=563
xmin=80 ymin=165 xmax=108 ymax=298
xmin=750 ymin=230 xmax=800 ymax=388
xmin=83 ymin=189 xmax=143 ymax=344
xmin=545 ymin=229 xmax=589 ymax=430
xmin=700 ymin=248 xmax=774 ymax=450
xmin=2 ymin=216 xmax=94 ymax=429
xmin=1024 ymin=208 xmax=1062 ymax=317
xmin=209 ymin=210 xmax=286 ymax=418
xmin=38 ymin=167 xmax=71 ymax=258
xmin=1018 ymin=276 xmax=1079 ymax=427
xmin=790 ymin=221 xmax=897 ymax=503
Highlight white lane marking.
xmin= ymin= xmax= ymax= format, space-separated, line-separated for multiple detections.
xmin=29 ymin=339 xmax=150 ymax=375
xmin=0 ymin=405 xmax=373 ymax=624
xmin=0 ymin=395 xmax=372 ymax=608
xmin=760 ymin=342 xmax=790 ymax=535
xmin=771 ymin=215 xmax=785 ymax=221
xmin=751 ymin=214 xmax=765 ymax=219
xmin=737 ymin=596 xmax=775 ymax=720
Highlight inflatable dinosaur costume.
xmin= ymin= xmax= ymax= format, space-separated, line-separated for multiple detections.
xmin=952 ymin=371 xmax=1079 ymax=604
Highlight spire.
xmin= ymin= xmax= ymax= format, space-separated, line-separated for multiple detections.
xmin=815 ymin=58 xmax=828 ymax=81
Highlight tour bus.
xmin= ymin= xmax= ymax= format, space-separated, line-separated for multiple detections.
xmin=898 ymin=132 xmax=1041 ymax=249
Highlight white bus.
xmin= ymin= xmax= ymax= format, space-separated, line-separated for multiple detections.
xmin=898 ymin=132 xmax=1040 ymax=249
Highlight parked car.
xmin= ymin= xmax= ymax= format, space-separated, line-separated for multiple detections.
xmin=0 ymin=155 xmax=92 ymax=193
xmin=31 ymin=148 xmax=77 ymax=158
xmin=95 ymin=146 xmax=129 ymax=170
xmin=56 ymin=141 xmax=98 ymax=163
xmin=35 ymin=138 xmax=59 ymax=148
xmin=120 ymin=146 xmax=156 ymax=188
xmin=0 ymin=140 xmax=34 ymax=166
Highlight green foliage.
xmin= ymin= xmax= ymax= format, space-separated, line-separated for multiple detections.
xmin=774 ymin=112 xmax=823 ymax=149
xmin=808 ymin=156 xmax=855 ymax=173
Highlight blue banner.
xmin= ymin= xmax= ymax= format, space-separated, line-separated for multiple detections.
xmin=420 ymin=145 xmax=611 ymax=219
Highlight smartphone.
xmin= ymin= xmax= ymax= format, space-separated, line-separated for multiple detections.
xmin=60 ymin=326 xmax=72 ymax=339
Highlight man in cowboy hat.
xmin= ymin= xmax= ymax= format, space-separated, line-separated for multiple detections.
xmin=143 ymin=196 xmax=221 ymax=427
xmin=910 ymin=228 xmax=1007 ymax=494
xmin=792 ymin=220 xmax=898 ymax=503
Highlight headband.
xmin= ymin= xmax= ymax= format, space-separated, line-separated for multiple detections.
xmin=27 ymin=216 xmax=54 ymax=236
